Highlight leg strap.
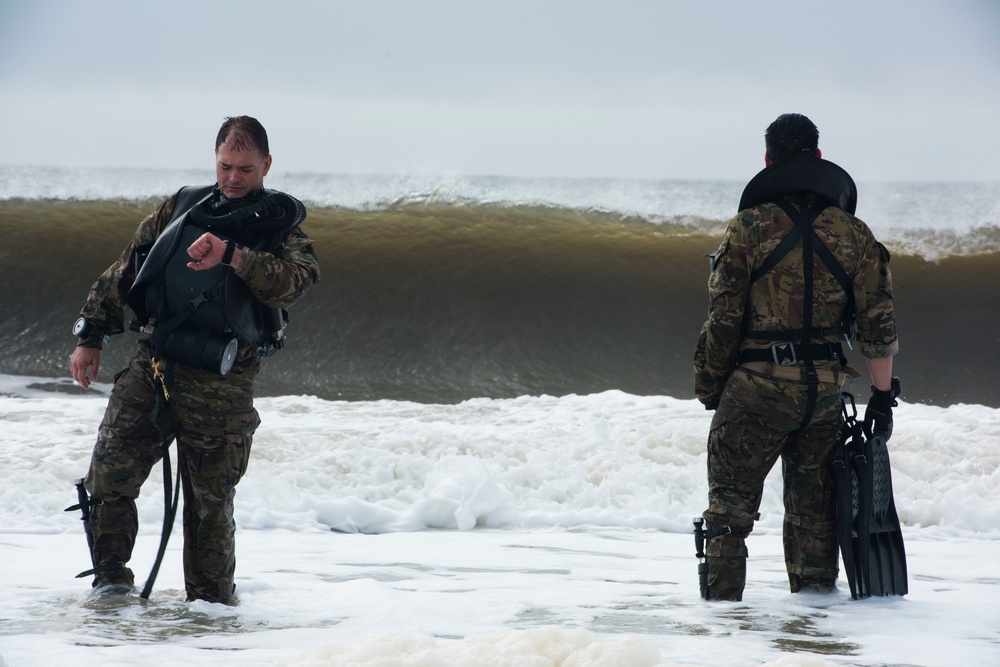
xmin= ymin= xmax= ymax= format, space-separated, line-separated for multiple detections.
xmin=705 ymin=502 xmax=760 ymax=526
xmin=75 ymin=561 xmax=126 ymax=580
xmin=66 ymin=477 xmax=127 ymax=580
xmin=788 ymin=564 xmax=839 ymax=579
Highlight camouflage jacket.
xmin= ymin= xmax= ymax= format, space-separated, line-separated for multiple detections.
xmin=77 ymin=187 xmax=321 ymax=363
xmin=694 ymin=194 xmax=897 ymax=406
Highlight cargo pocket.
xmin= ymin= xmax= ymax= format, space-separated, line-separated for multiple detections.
xmin=183 ymin=407 xmax=260 ymax=501
xmin=706 ymin=405 xmax=754 ymax=483
xmin=100 ymin=367 xmax=158 ymax=438
xmin=223 ymin=407 xmax=260 ymax=482
xmin=708 ymin=401 xmax=735 ymax=432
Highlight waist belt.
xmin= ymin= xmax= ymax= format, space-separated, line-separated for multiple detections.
xmin=738 ymin=341 xmax=845 ymax=366
xmin=739 ymin=361 xmax=856 ymax=385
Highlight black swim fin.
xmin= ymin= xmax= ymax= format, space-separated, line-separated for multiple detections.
xmin=833 ymin=394 xmax=907 ymax=599
xmin=832 ymin=406 xmax=865 ymax=599
xmin=864 ymin=434 xmax=908 ymax=596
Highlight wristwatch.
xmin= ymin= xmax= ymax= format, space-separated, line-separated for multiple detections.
xmin=72 ymin=317 xmax=109 ymax=344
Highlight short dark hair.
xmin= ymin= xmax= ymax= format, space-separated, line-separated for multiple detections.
xmin=764 ymin=113 xmax=819 ymax=161
xmin=215 ymin=116 xmax=269 ymax=158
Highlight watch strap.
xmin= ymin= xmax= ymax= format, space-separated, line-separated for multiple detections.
xmin=221 ymin=240 xmax=238 ymax=267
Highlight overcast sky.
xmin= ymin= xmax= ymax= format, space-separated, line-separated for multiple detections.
xmin=1 ymin=0 xmax=998 ymax=182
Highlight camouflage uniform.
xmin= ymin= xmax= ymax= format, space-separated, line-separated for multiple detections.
xmin=694 ymin=193 xmax=897 ymax=600
xmin=77 ymin=188 xmax=319 ymax=603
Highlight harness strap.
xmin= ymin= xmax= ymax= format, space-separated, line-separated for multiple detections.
xmin=794 ymin=201 xmax=821 ymax=429
xmin=743 ymin=324 xmax=846 ymax=343
xmin=150 ymin=285 xmax=222 ymax=362
xmin=749 ymin=222 xmax=803 ymax=284
xmin=809 ymin=222 xmax=855 ymax=306
xmin=738 ymin=341 xmax=844 ymax=365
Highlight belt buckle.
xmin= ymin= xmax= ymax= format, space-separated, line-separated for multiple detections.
xmin=771 ymin=342 xmax=797 ymax=366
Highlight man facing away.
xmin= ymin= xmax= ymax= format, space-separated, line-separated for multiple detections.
xmin=693 ymin=113 xmax=899 ymax=600
xmin=69 ymin=116 xmax=320 ymax=604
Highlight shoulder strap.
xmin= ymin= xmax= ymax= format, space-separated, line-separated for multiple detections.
xmin=810 ymin=227 xmax=854 ymax=303
xmin=749 ymin=219 xmax=803 ymax=285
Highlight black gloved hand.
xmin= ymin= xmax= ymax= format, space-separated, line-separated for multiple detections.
xmin=864 ymin=377 xmax=901 ymax=441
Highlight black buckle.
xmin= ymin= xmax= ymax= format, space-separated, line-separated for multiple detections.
xmin=771 ymin=342 xmax=797 ymax=365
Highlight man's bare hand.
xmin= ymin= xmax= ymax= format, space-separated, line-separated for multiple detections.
xmin=187 ymin=232 xmax=242 ymax=271
xmin=70 ymin=346 xmax=101 ymax=389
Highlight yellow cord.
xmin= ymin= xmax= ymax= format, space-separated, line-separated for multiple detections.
xmin=151 ymin=357 xmax=171 ymax=402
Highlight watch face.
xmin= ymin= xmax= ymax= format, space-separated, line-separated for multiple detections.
xmin=73 ymin=318 xmax=87 ymax=337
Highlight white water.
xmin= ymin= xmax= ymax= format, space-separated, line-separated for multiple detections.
xmin=3 ymin=165 xmax=999 ymax=243
xmin=1 ymin=374 xmax=998 ymax=666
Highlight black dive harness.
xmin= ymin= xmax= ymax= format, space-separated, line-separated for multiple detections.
xmin=735 ymin=152 xmax=859 ymax=429
xmin=128 ymin=185 xmax=307 ymax=374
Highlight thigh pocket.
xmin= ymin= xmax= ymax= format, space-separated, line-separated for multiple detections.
xmin=225 ymin=407 xmax=260 ymax=480
xmin=707 ymin=407 xmax=752 ymax=473
xmin=100 ymin=368 xmax=158 ymax=439
xmin=185 ymin=407 xmax=261 ymax=492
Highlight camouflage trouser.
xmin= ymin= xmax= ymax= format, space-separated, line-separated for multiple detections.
xmin=701 ymin=367 xmax=842 ymax=600
xmin=84 ymin=344 xmax=260 ymax=604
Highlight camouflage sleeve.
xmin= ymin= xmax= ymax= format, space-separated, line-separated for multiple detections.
xmin=77 ymin=194 xmax=178 ymax=349
xmin=854 ymin=233 xmax=898 ymax=359
xmin=694 ymin=216 xmax=749 ymax=405
xmin=233 ymin=226 xmax=320 ymax=308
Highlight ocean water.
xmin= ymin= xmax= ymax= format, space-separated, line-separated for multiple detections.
xmin=1 ymin=167 xmax=999 ymax=665
xmin=0 ymin=374 xmax=998 ymax=666
xmin=2 ymin=166 xmax=999 ymax=407
xmin=4 ymin=166 xmax=1000 ymax=245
